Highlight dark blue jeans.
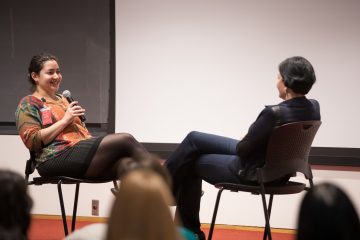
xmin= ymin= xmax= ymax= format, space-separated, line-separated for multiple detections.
xmin=165 ymin=131 xmax=243 ymax=233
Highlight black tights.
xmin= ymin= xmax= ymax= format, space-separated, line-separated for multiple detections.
xmin=84 ymin=133 xmax=148 ymax=179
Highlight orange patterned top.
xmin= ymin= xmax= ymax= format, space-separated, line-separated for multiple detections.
xmin=15 ymin=95 xmax=92 ymax=164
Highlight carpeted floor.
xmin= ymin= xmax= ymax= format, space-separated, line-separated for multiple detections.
xmin=28 ymin=217 xmax=295 ymax=240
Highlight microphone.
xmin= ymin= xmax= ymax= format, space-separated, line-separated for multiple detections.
xmin=62 ymin=90 xmax=86 ymax=122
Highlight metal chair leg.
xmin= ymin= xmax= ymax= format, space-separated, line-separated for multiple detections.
xmin=57 ymin=180 xmax=69 ymax=236
xmin=263 ymin=194 xmax=274 ymax=240
xmin=260 ymin=190 xmax=272 ymax=240
xmin=71 ymin=183 xmax=80 ymax=232
xmin=113 ymin=180 xmax=118 ymax=190
xmin=208 ymin=188 xmax=224 ymax=240
xmin=268 ymin=194 xmax=273 ymax=217
xmin=309 ymin=178 xmax=314 ymax=188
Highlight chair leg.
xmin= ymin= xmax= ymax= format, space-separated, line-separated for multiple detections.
xmin=309 ymin=178 xmax=314 ymax=188
xmin=57 ymin=180 xmax=69 ymax=236
xmin=263 ymin=194 xmax=273 ymax=240
xmin=268 ymin=194 xmax=273 ymax=217
xmin=71 ymin=183 xmax=80 ymax=232
xmin=260 ymin=191 xmax=272 ymax=240
xmin=113 ymin=180 xmax=118 ymax=190
xmin=208 ymin=188 xmax=224 ymax=240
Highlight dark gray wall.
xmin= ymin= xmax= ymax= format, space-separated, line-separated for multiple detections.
xmin=0 ymin=0 xmax=110 ymax=124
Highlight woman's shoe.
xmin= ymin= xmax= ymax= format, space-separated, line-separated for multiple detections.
xmin=194 ymin=230 xmax=206 ymax=240
xmin=111 ymin=188 xmax=118 ymax=195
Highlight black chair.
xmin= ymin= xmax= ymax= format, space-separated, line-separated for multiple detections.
xmin=25 ymin=151 xmax=118 ymax=236
xmin=207 ymin=121 xmax=321 ymax=240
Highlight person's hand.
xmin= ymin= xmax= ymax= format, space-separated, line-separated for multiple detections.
xmin=62 ymin=101 xmax=86 ymax=124
xmin=40 ymin=101 xmax=86 ymax=145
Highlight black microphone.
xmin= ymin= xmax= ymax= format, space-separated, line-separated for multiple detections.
xmin=62 ymin=90 xmax=86 ymax=122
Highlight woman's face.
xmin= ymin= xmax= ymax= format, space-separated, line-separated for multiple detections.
xmin=276 ymin=73 xmax=286 ymax=100
xmin=32 ymin=60 xmax=62 ymax=95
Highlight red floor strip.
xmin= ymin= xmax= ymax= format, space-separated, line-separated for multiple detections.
xmin=29 ymin=218 xmax=295 ymax=240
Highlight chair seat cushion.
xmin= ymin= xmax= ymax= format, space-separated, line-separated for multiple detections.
xmin=215 ymin=181 xmax=306 ymax=195
xmin=30 ymin=176 xmax=116 ymax=185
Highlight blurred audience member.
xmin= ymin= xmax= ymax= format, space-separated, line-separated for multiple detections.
xmin=107 ymin=168 xmax=183 ymax=240
xmin=297 ymin=182 xmax=360 ymax=240
xmin=66 ymin=154 xmax=195 ymax=240
xmin=0 ymin=169 xmax=33 ymax=240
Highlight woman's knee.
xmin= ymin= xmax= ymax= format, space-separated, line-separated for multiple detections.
xmin=99 ymin=133 xmax=138 ymax=151
xmin=116 ymin=133 xmax=136 ymax=143
xmin=186 ymin=131 xmax=205 ymax=143
xmin=186 ymin=131 xmax=201 ymax=140
xmin=108 ymin=133 xmax=136 ymax=144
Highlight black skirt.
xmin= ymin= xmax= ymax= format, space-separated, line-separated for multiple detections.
xmin=37 ymin=136 xmax=105 ymax=178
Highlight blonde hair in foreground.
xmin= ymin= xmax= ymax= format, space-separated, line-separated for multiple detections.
xmin=106 ymin=169 xmax=180 ymax=240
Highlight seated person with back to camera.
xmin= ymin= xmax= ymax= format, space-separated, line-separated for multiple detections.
xmin=165 ymin=56 xmax=321 ymax=240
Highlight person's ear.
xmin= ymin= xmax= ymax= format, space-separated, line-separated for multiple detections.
xmin=31 ymin=72 xmax=39 ymax=82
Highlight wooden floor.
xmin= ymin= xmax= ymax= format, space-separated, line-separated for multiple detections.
xmin=28 ymin=216 xmax=295 ymax=240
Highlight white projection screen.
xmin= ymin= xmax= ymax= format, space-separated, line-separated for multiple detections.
xmin=115 ymin=0 xmax=360 ymax=148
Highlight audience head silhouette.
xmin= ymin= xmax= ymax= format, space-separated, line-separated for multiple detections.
xmin=297 ymin=182 xmax=360 ymax=240
xmin=0 ymin=169 xmax=33 ymax=240
xmin=106 ymin=168 xmax=179 ymax=240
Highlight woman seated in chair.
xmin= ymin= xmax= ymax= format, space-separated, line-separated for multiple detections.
xmin=164 ymin=56 xmax=321 ymax=239
xmin=16 ymin=53 xmax=149 ymax=180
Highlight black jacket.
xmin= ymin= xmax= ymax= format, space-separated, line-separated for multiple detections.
xmin=236 ymin=96 xmax=320 ymax=181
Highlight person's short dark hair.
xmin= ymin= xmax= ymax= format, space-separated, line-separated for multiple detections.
xmin=0 ymin=169 xmax=33 ymax=239
xmin=27 ymin=53 xmax=59 ymax=92
xmin=297 ymin=183 xmax=360 ymax=240
xmin=279 ymin=56 xmax=316 ymax=94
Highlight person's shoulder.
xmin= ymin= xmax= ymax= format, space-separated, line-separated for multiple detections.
xmin=262 ymin=104 xmax=280 ymax=116
xmin=19 ymin=95 xmax=42 ymax=105
xmin=308 ymin=98 xmax=320 ymax=107
xmin=251 ymin=105 xmax=279 ymax=123
xmin=308 ymin=98 xmax=321 ymax=119
xmin=17 ymin=95 xmax=44 ymax=112
xmin=308 ymin=98 xmax=319 ymax=103
xmin=261 ymin=104 xmax=282 ymax=125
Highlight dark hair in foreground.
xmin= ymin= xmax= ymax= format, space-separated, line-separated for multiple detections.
xmin=297 ymin=183 xmax=360 ymax=240
xmin=0 ymin=169 xmax=33 ymax=239
xmin=279 ymin=56 xmax=316 ymax=94
xmin=27 ymin=53 xmax=59 ymax=92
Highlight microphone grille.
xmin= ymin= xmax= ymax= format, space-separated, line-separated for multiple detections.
xmin=62 ymin=90 xmax=71 ymax=98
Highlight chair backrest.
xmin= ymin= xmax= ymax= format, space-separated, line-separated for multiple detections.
xmin=259 ymin=121 xmax=321 ymax=183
